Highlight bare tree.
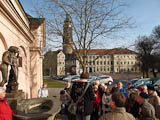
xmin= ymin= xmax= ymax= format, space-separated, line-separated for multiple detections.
xmin=34 ymin=0 xmax=132 ymax=71
xmin=135 ymin=35 xmax=158 ymax=77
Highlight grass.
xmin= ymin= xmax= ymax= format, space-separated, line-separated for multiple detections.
xmin=44 ymin=79 xmax=67 ymax=88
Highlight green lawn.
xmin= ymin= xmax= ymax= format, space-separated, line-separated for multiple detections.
xmin=44 ymin=79 xmax=67 ymax=88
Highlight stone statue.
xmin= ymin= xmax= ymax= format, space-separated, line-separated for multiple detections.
xmin=0 ymin=46 xmax=19 ymax=92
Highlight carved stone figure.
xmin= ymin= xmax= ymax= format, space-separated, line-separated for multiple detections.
xmin=0 ymin=46 xmax=19 ymax=92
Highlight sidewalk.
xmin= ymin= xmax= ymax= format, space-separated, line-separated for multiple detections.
xmin=48 ymin=88 xmax=64 ymax=98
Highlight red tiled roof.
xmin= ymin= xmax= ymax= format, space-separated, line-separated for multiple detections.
xmin=78 ymin=48 xmax=137 ymax=55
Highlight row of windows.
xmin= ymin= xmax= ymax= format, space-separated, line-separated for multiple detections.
xmin=117 ymin=67 xmax=139 ymax=72
xmin=117 ymin=61 xmax=137 ymax=65
xmin=87 ymin=61 xmax=113 ymax=65
xmin=116 ymin=55 xmax=136 ymax=59
xmin=87 ymin=55 xmax=137 ymax=59
xmin=85 ymin=67 xmax=139 ymax=73
xmin=86 ymin=67 xmax=111 ymax=72
xmin=86 ymin=60 xmax=136 ymax=66
xmin=87 ymin=55 xmax=110 ymax=59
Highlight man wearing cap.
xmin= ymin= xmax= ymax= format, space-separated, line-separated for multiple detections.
xmin=147 ymin=85 xmax=160 ymax=119
xmin=0 ymin=87 xmax=13 ymax=120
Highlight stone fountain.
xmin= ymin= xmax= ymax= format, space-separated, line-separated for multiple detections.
xmin=13 ymin=97 xmax=61 ymax=120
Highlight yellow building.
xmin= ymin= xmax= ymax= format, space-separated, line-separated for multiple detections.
xmin=85 ymin=48 xmax=140 ymax=74
xmin=43 ymin=50 xmax=65 ymax=77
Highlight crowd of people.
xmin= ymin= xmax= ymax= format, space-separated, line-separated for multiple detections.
xmin=0 ymin=72 xmax=160 ymax=120
xmin=59 ymin=72 xmax=160 ymax=120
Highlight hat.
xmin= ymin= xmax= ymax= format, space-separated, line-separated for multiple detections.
xmin=0 ymin=87 xmax=6 ymax=93
xmin=147 ymin=85 xmax=155 ymax=91
xmin=140 ymin=92 xmax=149 ymax=99
xmin=131 ymin=88 xmax=138 ymax=94
xmin=138 ymin=86 xmax=144 ymax=92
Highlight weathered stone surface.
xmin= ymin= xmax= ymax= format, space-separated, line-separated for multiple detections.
xmin=13 ymin=97 xmax=61 ymax=120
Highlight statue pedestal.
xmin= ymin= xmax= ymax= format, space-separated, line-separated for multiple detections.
xmin=6 ymin=90 xmax=25 ymax=110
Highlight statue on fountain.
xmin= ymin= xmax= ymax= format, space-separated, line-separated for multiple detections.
xmin=0 ymin=46 xmax=19 ymax=92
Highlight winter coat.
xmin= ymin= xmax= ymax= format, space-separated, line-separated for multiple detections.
xmin=0 ymin=98 xmax=12 ymax=120
xmin=140 ymin=100 xmax=155 ymax=120
xmin=99 ymin=107 xmax=135 ymax=120
xmin=148 ymin=91 xmax=160 ymax=119
xmin=38 ymin=88 xmax=48 ymax=98
xmin=70 ymin=79 xmax=96 ymax=116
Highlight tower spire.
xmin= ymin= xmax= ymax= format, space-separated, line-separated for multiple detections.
xmin=63 ymin=13 xmax=73 ymax=54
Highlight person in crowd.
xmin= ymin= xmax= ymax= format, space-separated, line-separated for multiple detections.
xmin=134 ymin=92 xmax=155 ymax=120
xmin=117 ymin=82 xmax=128 ymax=97
xmin=111 ymin=82 xmax=119 ymax=93
xmin=64 ymin=87 xmax=71 ymax=95
xmin=156 ymin=85 xmax=160 ymax=97
xmin=60 ymin=90 xmax=71 ymax=107
xmin=0 ymin=87 xmax=13 ymax=120
xmin=99 ymin=91 xmax=135 ymax=120
xmin=134 ymin=93 xmax=155 ymax=120
xmin=142 ymin=85 xmax=148 ymax=94
xmin=70 ymin=72 xmax=95 ymax=120
xmin=126 ymin=86 xmax=135 ymax=97
xmin=147 ymin=85 xmax=160 ymax=119
xmin=93 ymin=81 xmax=104 ymax=98
xmin=126 ymin=89 xmax=141 ymax=119
xmin=126 ymin=83 xmax=132 ymax=96
xmin=38 ymin=83 xmax=48 ymax=98
xmin=102 ymin=87 xmax=111 ymax=114
xmin=91 ymin=85 xmax=101 ymax=120
xmin=59 ymin=89 xmax=71 ymax=118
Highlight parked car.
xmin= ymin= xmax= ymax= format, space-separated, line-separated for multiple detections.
xmin=153 ymin=79 xmax=160 ymax=88
xmin=133 ymin=78 xmax=150 ymax=88
xmin=123 ymin=78 xmax=139 ymax=89
xmin=96 ymin=75 xmax=113 ymax=85
xmin=54 ymin=75 xmax=66 ymax=80
xmin=71 ymin=75 xmax=80 ymax=82
xmin=88 ymin=76 xmax=97 ymax=82
xmin=63 ymin=75 xmax=80 ymax=82
xmin=63 ymin=75 xmax=72 ymax=81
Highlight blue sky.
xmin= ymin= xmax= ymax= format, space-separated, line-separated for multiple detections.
xmin=20 ymin=0 xmax=160 ymax=49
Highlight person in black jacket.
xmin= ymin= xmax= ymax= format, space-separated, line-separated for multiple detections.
xmin=70 ymin=72 xmax=96 ymax=120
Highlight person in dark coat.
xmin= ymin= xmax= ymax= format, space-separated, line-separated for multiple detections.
xmin=70 ymin=72 xmax=96 ymax=120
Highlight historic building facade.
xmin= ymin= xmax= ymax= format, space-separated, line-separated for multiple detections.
xmin=0 ymin=0 xmax=45 ymax=98
xmin=85 ymin=49 xmax=140 ymax=74
xmin=43 ymin=50 xmax=65 ymax=77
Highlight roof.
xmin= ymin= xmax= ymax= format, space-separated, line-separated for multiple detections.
xmin=79 ymin=48 xmax=137 ymax=55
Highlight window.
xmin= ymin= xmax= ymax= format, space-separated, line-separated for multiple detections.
xmin=104 ymin=67 xmax=106 ymax=71
xmin=101 ymin=67 xmax=102 ymax=71
xmin=100 ymin=61 xmax=102 ymax=65
xmin=104 ymin=61 xmax=106 ymax=65
xmin=97 ymin=61 xmax=99 ymax=65
xmin=104 ymin=56 xmax=106 ymax=58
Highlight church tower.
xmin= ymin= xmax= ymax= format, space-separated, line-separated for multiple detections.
xmin=63 ymin=13 xmax=73 ymax=54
